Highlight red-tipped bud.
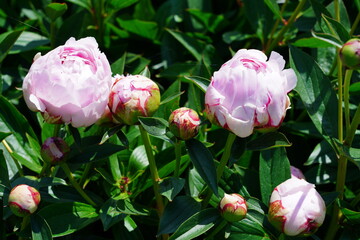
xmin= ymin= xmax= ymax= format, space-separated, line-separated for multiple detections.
xmin=168 ymin=107 xmax=200 ymax=140
xmin=41 ymin=137 xmax=70 ymax=165
xmin=8 ymin=184 xmax=41 ymax=217
xmin=219 ymin=193 xmax=247 ymax=222
xmin=109 ymin=74 xmax=161 ymax=125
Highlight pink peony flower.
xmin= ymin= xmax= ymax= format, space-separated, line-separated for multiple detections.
xmin=109 ymin=74 xmax=161 ymax=125
xmin=168 ymin=107 xmax=200 ymax=140
xmin=41 ymin=137 xmax=70 ymax=165
xmin=268 ymin=178 xmax=326 ymax=236
xmin=8 ymin=184 xmax=41 ymax=217
xmin=205 ymin=49 xmax=297 ymax=138
xmin=22 ymin=37 xmax=112 ymax=127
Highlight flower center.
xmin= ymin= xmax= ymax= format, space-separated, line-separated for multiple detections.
xmin=240 ymin=58 xmax=267 ymax=72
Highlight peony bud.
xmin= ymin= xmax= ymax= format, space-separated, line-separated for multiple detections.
xmin=219 ymin=193 xmax=247 ymax=222
xmin=8 ymin=184 xmax=41 ymax=217
xmin=268 ymin=178 xmax=326 ymax=236
xmin=205 ymin=49 xmax=297 ymax=138
xmin=41 ymin=137 xmax=70 ymax=165
xmin=290 ymin=166 xmax=305 ymax=179
xmin=22 ymin=37 xmax=113 ymax=127
xmin=339 ymin=38 xmax=360 ymax=70
xmin=109 ymin=74 xmax=161 ymax=125
xmin=168 ymin=107 xmax=200 ymax=140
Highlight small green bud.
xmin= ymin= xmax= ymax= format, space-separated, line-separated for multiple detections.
xmin=339 ymin=38 xmax=360 ymax=70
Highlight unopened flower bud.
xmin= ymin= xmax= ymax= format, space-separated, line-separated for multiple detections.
xmin=41 ymin=137 xmax=70 ymax=165
xmin=290 ymin=166 xmax=305 ymax=179
xmin=109 ymin=74 xmax=161 ymax=125
xmin=168 ymin=107 xmax=200 ymax=140
xmin=268 ymin=178 xmax=326 ymax=236
xmin=219 ymin=193 xmax=247 ymax=222
xmin=8 ymin=184 xmax=41 ymax=217
xmin=339 ymin=39 xmax=360 ymax=70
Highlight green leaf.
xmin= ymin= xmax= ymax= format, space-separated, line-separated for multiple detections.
xmin=159 ymin=177 xmax=185 ymax=201
xmin=38 ymin=202 xmax=99 ymax=237
xmin=100 ymin=198 xmax=126 ymax=231
xmin=109 ymin=0 xmax=139 ymax=11
xmin=169 ymin=208 xmax=221 ymax=240
xmin=166 ymin=29 xmax=205 ymax=61
xmin=100 ymin=125 xmax=123 ymax=145
xmin=154 ymin=80 xmax=181 ymax=120
xmin=264 ymin=0 xmax=282 ymax=20
xmin=0 ymin=150 xmax=10 ymax=189
xmin=111 ymin=52 xmax=127 ymax=75
xmin=128 ymin=145 xmax=148 ymax=177
xmin=292 ymin=37 xmax=336 ymax=48
xmin=9 ymin=32 xmax=49 ymax=54
xmin=67 ymin=142 xmax=125 ymax=164
xmin=259 ymin=147 xmax=291 ymax=204
xmin=45 ymin=3 xmax=68 ymax=21
xmin=30 ymin=214 xmax=53 ymax=240
xmin=0 ymin=96 xmax=41 ymax=172
xmin=229 ymin=198 xmax=272 ymax=239
xmin=340 ymin=207 xmax=360 ymax=225
xmin=311 ymin=30 xmax=343 ymax=48
xmin=305 ymin=140 xmax=336 ymax=166
xmin=160 ymin=91 xmax=185 ymax=105
xmin=290 ymin=46 xmax=338 ymax=141
xmin=100 ymin=197 xmax=148 ymax=231
xmin=185 ymin=139 xmax=218 ymax=196
xmin=186 ymin=9 xmax=228 ymax=33
xmin=158 ymin=196 xmax=202 ymax=235
xmin=321 ymin=14 xmax=350 ymax=43
xmin=185 ymin=76 xmax=210 ymax=93
xmin=350 ymin=82 xmax=360 ymax=95
xmin=0 ymin=132 xmax=11 ymax=142
xmin=117 ymin=18 xmax=159 ymax=40
xmin=139 ymin=66 xmax=151 ymax=78
xmin=246 ymin=132 xmax=292 ymax=151
xmin=0 ymin=30 xmax=22 ymax=63
xmin=138 ymin=117 xmax=168 ymax=136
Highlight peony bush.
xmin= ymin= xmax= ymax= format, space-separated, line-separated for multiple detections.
xmin=0 ymin=1 xmax=359 ymax=240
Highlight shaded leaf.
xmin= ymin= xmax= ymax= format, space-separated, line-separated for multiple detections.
xmin=246 ymin=132 xmax=292 ymax=151
xmin=31 ymin=214 xmax=53 ymax=240
xmin=186 ymin=139 xmax=218 ymax=196
xmin=159 ymin=177 xmax=185 ymax=201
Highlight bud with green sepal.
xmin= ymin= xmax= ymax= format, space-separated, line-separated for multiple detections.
xmin=219 ymin=193 xmax=247 ymax=222
xmin=339 ymin=38 xmax=360 ymax=70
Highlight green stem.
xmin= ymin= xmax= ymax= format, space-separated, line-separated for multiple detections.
xmin=266 ymin=0 xmax=307 ymax=54
xmin=139 ymin=125 xmax=164 ymax=216
xmin=79 ymin=162 xmax=93 ymax=188
xmin=343 ymin=70 xmax=353 ymax=137
xmin=202 ymin=133 xmax=237 ymax=208
xmin=334 ymin=0 xmax=340 ymax=22
xmin=18 ymin=215 xmax=30 ymax=240
xmin=205 ymin=220 xmax=228 ymax=240
xmin=216 ymin=133 xmax=237 ymax=181
xmin=60 ymin=163 xmax=97 ymax=207
xmin=265 ymin=0 xmax=289 ymax=50
xmin=344 ymin=104 xmax=360 ymax=145
xmin=337 ymin=54 xmax=344 ymax=143
xmin=39 ymin=162 xmax=50 ymax=177
xmin=350 ymin=11 xmax=360 ymax=36
xmin=2 ymin=140 xmax=23 ymax=176
xmin=174 ymin=139 xmax=182 ymax=178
